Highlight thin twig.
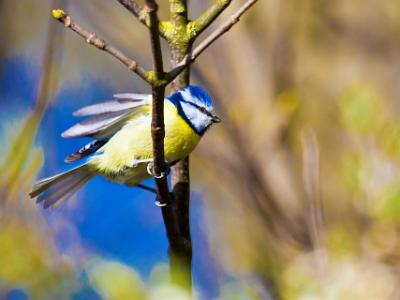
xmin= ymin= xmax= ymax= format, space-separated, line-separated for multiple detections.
xmin=301 ymin=128 xmax=326 ymax=267
xmin=51 ymin=9 xmax=151 ymax=83
xmin=116 ymin=0 xmax=168 ymax=40
xmin=189 ymin=0 xmax=232 ymax=41
xmin=116 ymin=0 xmax=143 ymax=19
xmin=166 ymin=0 xmax=258 ymax=83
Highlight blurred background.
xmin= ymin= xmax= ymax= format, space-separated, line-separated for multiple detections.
xmin=1 ymin=0 xmax=400 ymax=299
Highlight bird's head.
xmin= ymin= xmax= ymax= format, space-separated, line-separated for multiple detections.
xmin=167 ymin=85 xmax=221 ymax=135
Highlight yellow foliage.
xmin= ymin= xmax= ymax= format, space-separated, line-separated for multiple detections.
xmin=339 ymin=85 xmax=382 ymax=134
xmin=87 ymin=260 xmax=145 ymax=300
xmin=0 ymin=220 xmax=74 ymax=299
xmin=283 ymin=256 xmax=397 ymax=300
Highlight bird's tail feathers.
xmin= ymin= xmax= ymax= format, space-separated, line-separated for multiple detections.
xmin=29 ymin=164 xmax=94 ymax=209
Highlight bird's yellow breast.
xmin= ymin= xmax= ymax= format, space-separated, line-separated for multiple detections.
xmin=89 ymin=101 xmax=200 ymax=185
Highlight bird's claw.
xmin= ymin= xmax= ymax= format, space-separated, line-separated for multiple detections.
xmin=147 ymin=160 xmax=170 ymax=179
xmin=154 ymin=198 xmax=168 ymax=207
xmin=154 ymin=192 xmax=174 ymax=207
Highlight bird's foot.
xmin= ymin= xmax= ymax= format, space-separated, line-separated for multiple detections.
xmin=129 ymin=158 xmax=153 ymax=168
xmin=155 ymin=192 xmax=174 ymax=207
xmin=146 ymin=160 xmax=170 ymax=179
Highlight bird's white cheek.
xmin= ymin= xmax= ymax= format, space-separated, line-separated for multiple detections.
xmin=180 ymin=102 xmax=198 ymax=121
xmin=180 ymin=102 xmax=211 ymax=134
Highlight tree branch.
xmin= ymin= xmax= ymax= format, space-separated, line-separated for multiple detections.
xmin=116 ymin=0 xmax=168 ymax=40
xmin=188 ymin=0 xmax=232 ymax=41
xmin=116 ymin=0 xmax=142 ymax=18
xmin=51 ymin=9 xmax=151 ymax=83
xmin=146 ymin=1 xmax=186 ymax=282
xmin=167 ymin=0 xmax=193 ymax=290
xmin=165 ymin=0 xmax=258 ymax=83
xmin=146 ymin=0 xmax=169 ymax=206
xmin=146 ymin=2 xmax=164 ymax=80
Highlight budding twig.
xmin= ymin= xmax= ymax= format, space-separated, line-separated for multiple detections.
xmin=116 ymin=0 xmax=168 ymax=40
xmin=165 ymin=0 xmax=258 ymax=83
xmin=51 ymin=9 xmax=151 ymax=83
xmin=189 ymin=0 xmax=232 ymax=41
xmin=116 ymin=0 xmax=143 ymax=19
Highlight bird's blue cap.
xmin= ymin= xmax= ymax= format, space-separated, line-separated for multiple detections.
xmin=167 ymin=85 xmax=214 ymax=109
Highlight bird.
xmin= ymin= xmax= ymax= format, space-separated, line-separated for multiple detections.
xmin=29 ymin=85 xmax=221 ymax=209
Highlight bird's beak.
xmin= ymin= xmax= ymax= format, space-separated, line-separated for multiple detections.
xmin=211 ymin=115 xmax=222 ymax=123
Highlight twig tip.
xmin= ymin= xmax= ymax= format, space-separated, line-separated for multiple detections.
xmin=52 ymin=9 xmax=65 ymax=20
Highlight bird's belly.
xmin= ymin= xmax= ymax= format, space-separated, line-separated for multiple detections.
xmin=102 ymin=164 xmax=151 ymax=186
xmin=89 ymin=104 xmax=200 ymax=186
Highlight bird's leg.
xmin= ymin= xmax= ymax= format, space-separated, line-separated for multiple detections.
xmin=135 ymin=183 xmax=173 ymax=207
xmin=135 ymin=183 xmax=157 ymax=194
xmin=146 ymin=160 xmax=171 ymax=178
xmin=145 ymin=159 xmax=171 ymax=207
xmin=164 ymin=161 xmax=171 ymax=176
xmin=129 ymin=158 xmax=153 ymax=168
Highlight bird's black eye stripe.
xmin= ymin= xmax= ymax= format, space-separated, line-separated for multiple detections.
xmin=181 ymin=99 xmax=214 ymax=117
xmin=198 ymin=105 xmax=213 ymax=117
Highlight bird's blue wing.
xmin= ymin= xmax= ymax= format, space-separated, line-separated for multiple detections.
xmin=64 ymin=139 xmax=107 ymax=162
xmin=62 ymin=94 xmax=152 ymax=139
xmin=73 ymin=93 xmax=151 ymax=116
xmin=62 ymin=93 xmax=152 ymax=162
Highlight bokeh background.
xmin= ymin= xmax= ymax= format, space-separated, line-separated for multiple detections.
xmin=2 ymin=0 xmax=400 ymax=299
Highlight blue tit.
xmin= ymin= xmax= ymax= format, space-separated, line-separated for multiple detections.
xmin=29 ymin=85 xmax=221 ymax=208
